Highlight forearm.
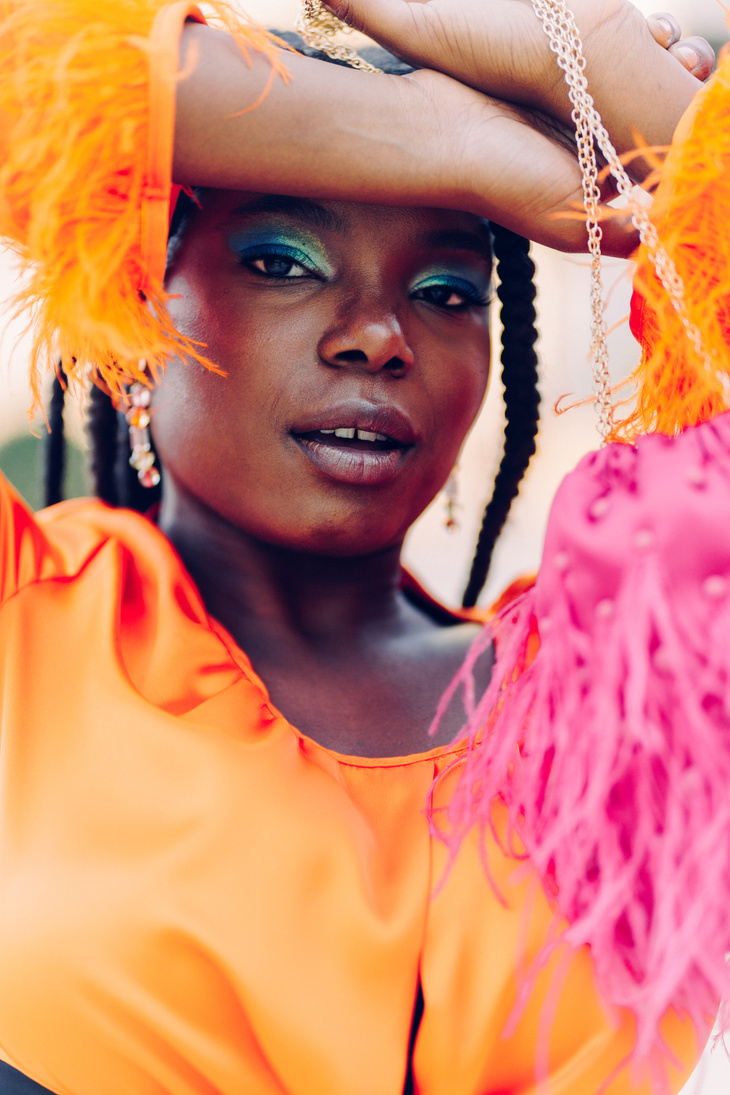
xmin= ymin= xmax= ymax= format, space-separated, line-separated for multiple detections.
xmin=173 ymin=26 xmax=465 ymax=208
xmin=172 ymin=24 xmax=638 ymax=255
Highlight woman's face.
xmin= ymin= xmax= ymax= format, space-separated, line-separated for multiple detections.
xmin=155 ymin=191 xmax=492 ymax=556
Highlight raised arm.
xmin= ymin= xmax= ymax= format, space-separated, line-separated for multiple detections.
xmin=322 ymin=0 xmax=712 ymax=181
xmin=0 ymin=0 xmax=710 ymax=404
xmin=173 ymin=24 xmax=621 ymax=254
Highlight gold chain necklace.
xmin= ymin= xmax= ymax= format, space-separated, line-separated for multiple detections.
xmin=297 ymin=0 xmax=384 ymax=73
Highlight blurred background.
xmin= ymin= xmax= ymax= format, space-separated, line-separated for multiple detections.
xmin=0 ymin=0 xmax=729 ymax=1090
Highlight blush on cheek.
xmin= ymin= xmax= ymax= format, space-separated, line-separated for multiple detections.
xmin=441 ymin=365 xmax=490 ymax=438
xmin=163 ymin=274 xmax=213 ymax=345
xmin=150 ymin=364 xmax=216 ymax=482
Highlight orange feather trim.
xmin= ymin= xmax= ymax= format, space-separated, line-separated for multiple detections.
xmin=622 ymin=49 xmax=730 ymax=439
xmin=0 ymin=0 xmax=290 ymax=408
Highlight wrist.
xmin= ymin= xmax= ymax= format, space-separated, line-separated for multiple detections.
xmin=530 ymin=1 xmax=701 ymax=180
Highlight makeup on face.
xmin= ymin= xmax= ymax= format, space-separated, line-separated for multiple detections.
xmin=410 ymin=268 xmax=492 ymax=311
xmin=217 ymin=199 xmax=492 ymax=487
xmin=410 ymin=226 xmax=493 ymax=309
xmin=227 ymin=227 xmax=492 ymax=312
xmin=158 ymin=193 xmax=494 ymax=560
xmin=228 ymin=225 xmax=334 ymax=280
xmin=224 ymin=196 xmax=492 ymax=307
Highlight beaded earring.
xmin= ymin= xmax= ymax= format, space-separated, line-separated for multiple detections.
xmin=443 ymin=467 xmax=461 ymax=532
xmin=126 ymin=376 xmax=160 ymax=488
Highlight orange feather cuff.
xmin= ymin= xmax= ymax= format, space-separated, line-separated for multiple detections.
xmin=626 ymin=51 xmax=730 ymax=438
xmin=0 ymin=0 xmax=290 ymax=407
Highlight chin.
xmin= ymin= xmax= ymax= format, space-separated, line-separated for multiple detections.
xmin=257 ymin=511 xmax=409 ymax=559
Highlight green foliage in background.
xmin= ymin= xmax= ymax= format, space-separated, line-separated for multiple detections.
xmin=0 ymin=433 xmax=89 ymax=511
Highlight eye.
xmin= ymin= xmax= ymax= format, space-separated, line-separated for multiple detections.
xmin=236 ymin=244 xmax=320 ymax=280
xmin=411 ymin=275 xmax=490 ymax=312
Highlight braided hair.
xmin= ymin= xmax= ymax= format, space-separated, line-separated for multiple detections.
xmin=44 ymin=366 xmax=67 ymax=508
xmin=461 ymin=225 xmax=540 ymax=608
xmin=44 ymin=36 xmax=541 ymax=606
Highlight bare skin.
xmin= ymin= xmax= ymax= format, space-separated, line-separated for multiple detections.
xmin=159 ymin=10 xmax=715 ymax=757
xmin=646 ymin=12 xmax=715 ymax=79
xmin=173 ymin=10 xmax=711 ymax=254
xmin=325 ymin=0 xmax=712 ymax=176
xmin=157 ymin=196 xmax=494 ymax=756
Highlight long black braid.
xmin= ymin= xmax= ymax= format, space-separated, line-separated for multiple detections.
xmin=44 ymin=36 xmax=541 ymax=605
xmin=87 ymin=381 xmax=119 ymax=507
xmin=461 ymin=225 xmax=540 ymax=608
xmin=43 ymin=366 xmax=67 ymax=507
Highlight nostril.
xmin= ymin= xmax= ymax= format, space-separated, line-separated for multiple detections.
xmin=333 ymin=350 xmax=368 ymax=365
xmin=384 ymin=356 xmax=409 ymax=376
xmin=326 ymin=350 xmax=410 ymax=375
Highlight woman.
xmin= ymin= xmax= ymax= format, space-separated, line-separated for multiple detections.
xmin=0 ymin=1 xmax=719 ymax=1093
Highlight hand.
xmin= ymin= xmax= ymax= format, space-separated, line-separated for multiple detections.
xmin=408 ymin=69 xmax=637 ymax=257
xmin=647 ymin=11 xmax=715 ymax=81
xmin=325 ymin=0 xmax=708 ymax=180
xmin=175 ymin=25 xmax=635 ymax=258
xmin=325 ymin=0 xmax=710 ymax=102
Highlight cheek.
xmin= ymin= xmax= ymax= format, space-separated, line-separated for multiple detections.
xmin=149 ymin=293 xmax=326 ymax=529
xmin=151 ymin=362 xmax=232 ymax=496
xmin=163 ymin=269 xmax=329 ymax=408
xmin=166 ymin=267 xmax=277 ymax=360
xmin=425 ymin=337 xmax=491 ymax=458
xmin=151 ymin=357 xmax=307 ymax=542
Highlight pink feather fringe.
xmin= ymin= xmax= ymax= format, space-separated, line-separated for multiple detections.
xmin=432 ymin=412 xmax=730 ymax=1084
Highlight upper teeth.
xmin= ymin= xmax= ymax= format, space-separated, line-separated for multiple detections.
xmin=321 ymin=428 xmax=388 ymax=442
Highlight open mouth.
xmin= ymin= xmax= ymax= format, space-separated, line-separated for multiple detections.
xmin=295 ymin=427 xmax=406 ymax=453
xmin=292 ymin=426 xmax=413 ymax=486
xmin=290 ymin=402 xmax=418 ymax=486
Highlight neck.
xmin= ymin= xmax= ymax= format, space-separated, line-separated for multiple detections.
xmin=158 ymin=484 xmax=408 ymax=653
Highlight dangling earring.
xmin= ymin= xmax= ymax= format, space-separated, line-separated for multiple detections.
xmin=443 ymin=467 xmax=460 ymax=532
xmin=126 ymin=374 xmax=160 ymax=488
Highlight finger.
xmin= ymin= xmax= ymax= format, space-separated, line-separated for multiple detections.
xmin=597 ymin=215 xmax=640 ymax=260
xmin=323 ymin=0 xmax=434 ymax=71
xmin=323 ymin=0 xmax=410 ymax=46
xmin=669 ymin=36 xmax=716 ymax=81
xmin=545 ymin=206 xmax=639 ymax=258
xmin=646 ymin=12 xmax=682 ymax=49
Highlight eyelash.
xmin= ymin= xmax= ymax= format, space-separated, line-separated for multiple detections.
xmin=411 ymin=277 xmax=491 ymax=312
xmin=236 ymin=245 xmax=490 ymax=313
xmin=236 ymin=244 xmax=320 ymax=280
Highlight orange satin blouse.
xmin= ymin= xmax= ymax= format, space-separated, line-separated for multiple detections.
xmin=0 ymin=475 xmax=696 ymax=1094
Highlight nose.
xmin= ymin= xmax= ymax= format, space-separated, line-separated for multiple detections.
xmin=318 ymin=302 xmax=415 ymax=377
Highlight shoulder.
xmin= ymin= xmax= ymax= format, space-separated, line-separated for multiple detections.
xmin=0 ymin=481 xmax=183 ymax=606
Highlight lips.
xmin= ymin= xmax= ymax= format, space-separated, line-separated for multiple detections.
xmin=290 ymin=400 xmax=418 ymax=486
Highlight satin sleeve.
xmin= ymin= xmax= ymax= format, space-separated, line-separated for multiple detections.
xmin=0 ymin=474 xmax=55 ymax=609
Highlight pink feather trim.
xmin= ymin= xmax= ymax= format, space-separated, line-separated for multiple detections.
xmin=432 ymin=413 xmax=730 ymax=1083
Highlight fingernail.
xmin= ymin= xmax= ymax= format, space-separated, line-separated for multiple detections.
xmin=656 ymin=16 xmax=680 ymax=46
xmin=676 ymin=45 xmax=700 ymax=69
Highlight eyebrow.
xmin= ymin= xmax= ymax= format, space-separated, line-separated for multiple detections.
xmin=424 ymin=228 xmax=493 ymax=261
xmin=229 ymin=194 xmax=346 ymax=232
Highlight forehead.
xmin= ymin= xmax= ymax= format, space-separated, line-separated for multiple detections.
xmin=192 ymin=190 xmax=492 ymax=260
